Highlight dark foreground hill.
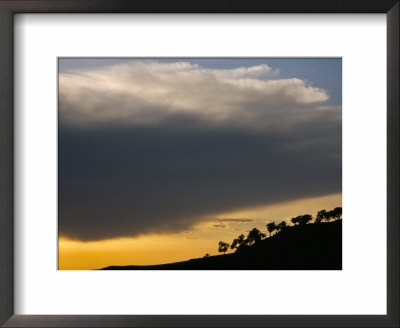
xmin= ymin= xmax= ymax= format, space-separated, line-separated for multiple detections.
xmin=101 ymin=220 xmax=342 ymax=270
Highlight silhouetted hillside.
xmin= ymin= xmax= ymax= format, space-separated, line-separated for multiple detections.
xmin=101 ymin=220 xmax=341 ymax=270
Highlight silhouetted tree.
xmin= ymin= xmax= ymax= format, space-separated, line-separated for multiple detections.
xmin=298 ymin=214 xmax=312 ymax=226
xmin=246 ymin=228 xmax=266 ymax=245
xmin=291 ymin=216 xmax=301 ymax=225
xmin=230 ymin=239 xmax=238 ymax=249
xmin=325 ymin=211 xmax=334 ymax=222
xmin=324 ymin=207 xmax=342 ymax=222
xmin=315 ymin=210 xmax=327 ymax=223
xmin=230 ymin=234 xmax=246 ymax=249
xmin=266 ymin=222 xmax=277 ymax=237
xmin=218 ymin=241 xmax=229 ymax=255
xmin=237 ymin=233 xmax=245 ymax=244
xmin=204 ymin=253 xmax=210 ymax=258
xmin=332 ymin=207 xmax=342 ymax=220
xmin=276 ymin=221 xmax=287 ymax=233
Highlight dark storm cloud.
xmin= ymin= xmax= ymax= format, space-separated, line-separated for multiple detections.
xmin=58 ymin=60 xmax=341 ymax=241
xmin=59 ymin=120 xmax=341 ymax=241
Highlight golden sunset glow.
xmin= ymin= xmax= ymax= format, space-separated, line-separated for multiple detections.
xmin=59 ymin=193 xmax=341 ymax=270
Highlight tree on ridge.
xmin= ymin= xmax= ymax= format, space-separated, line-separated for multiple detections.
xmin=299 ymin=214 xmax=312 ymax=226
xmin=332 ymin=207 xmax=342 ymax=220
xmin=218 ymin=241 xmax=229 ymax=255
xmin=276 ymin=221 xmax=287 ymax=233
xmin=266 ymin=222 xmax=277 ymax=237
xmin=316 ymin=210 xmax=327 ymax=223
xmin=230 ymin=234 xmax=246 ymax=249
xmin=291 ymin=216 xmax=301 ymax=225
xmin=246 ymin=228 xmax=266 ymax=245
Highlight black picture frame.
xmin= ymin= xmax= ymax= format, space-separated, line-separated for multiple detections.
xmin=0 ymin=1 xmax=398 ymax=327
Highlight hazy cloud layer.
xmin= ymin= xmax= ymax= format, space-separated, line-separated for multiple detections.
xmin=213 ymin=224 xmax=227 ymax=228
xmin=58 ymin=60 xmax=341 ymax=241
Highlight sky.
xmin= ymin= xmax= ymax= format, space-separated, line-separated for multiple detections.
xmin=58 ymin=58 xmax=342 ymax=270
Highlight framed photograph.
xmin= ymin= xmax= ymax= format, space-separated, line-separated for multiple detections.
xmin=0 ymin=1 xmax=398 ymax=327
xmin=57 ymin=57 xmax=343 ymax=271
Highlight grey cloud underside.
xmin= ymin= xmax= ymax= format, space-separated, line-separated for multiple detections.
xmin=59 ymin=118 xmax=341 ymax=241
